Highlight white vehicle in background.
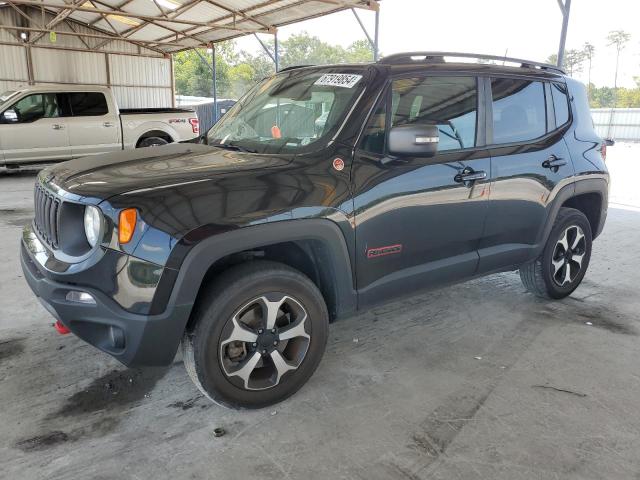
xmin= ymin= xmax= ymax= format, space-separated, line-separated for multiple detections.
xmin=0 ymin=85 xmax=200 ymax=167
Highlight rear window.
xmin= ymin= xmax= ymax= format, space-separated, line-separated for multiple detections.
xmin=491 ymin=79 xmax=546 ymax=144
xmin=68 ymin=92 xmax=108 ymax=116
xmin=550 ymin=82 xmax=570 ymax=127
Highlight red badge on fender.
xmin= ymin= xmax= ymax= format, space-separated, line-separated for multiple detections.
xmin=333 ymin=158 xmax=345 ymax=171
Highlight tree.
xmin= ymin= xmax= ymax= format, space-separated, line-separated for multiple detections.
xmin=546 ymin=53 xmax=558 ymax=65
xmin=173 ymin=47 xmax=231 ymax=97
xmin=173 ymin=33 xmax=380 ymax=99
xmin=606 ymin=29 xmax=631 ymax=106
xmin=582 ymin=42 xmax=595 ymax=99
xmin=345 ymin=39 xmax=375 ymax=62
xmin=564 ymin=49 xmax=585 ymax=76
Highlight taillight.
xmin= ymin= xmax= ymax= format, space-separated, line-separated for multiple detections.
xmin=189 ymin=118 xmax=199 ymax=134
xmin=600 ymin=143 xmax=607 ymax=161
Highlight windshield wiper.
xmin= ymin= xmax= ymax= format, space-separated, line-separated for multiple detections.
xmin=211 ymin=143 xmax=257 ymax=154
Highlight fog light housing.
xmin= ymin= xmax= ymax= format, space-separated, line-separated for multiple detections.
xmin=65 ymin=290 xmax=96 ymax=304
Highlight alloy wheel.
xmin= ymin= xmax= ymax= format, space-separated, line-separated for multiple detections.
xmin=551 ymin=225 xmax=586 ymax=287
xmin=219 ymin=294 xmax=311 ymax=391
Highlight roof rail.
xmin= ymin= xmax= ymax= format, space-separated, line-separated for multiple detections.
xmin=278 ymin=64 xmax=315 ymax=72
xmin=378 ymin=52 xmax=565 ymax=74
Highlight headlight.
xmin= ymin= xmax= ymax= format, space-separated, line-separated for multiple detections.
xmin=83 ymin=205 xmax=102 ymax=248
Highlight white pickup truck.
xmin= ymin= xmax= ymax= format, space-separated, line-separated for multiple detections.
xmin=0 ymin=84 xmax=199 ymax=167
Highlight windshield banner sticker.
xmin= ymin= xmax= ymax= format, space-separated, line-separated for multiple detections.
xmin=314 ymin=74 xmax=363 ymax=88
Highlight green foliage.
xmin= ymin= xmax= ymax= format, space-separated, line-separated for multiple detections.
xmin=606 ymin=30 xmax=631 ymax=51
xmin=589 ymin=85 xmax=640 ymax=108
xmin=173 ymin=32 xmax=376 ymax=99
xmin=564 ymin=49 xmax=585 ymax=76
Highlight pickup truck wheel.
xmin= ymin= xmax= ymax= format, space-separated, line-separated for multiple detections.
xmin=519 ymin=207 xmax=592 ymax=299
xmin=182 ymin=261 xmax=329 ymax=409
xmin=137 ymin=136 xmax=169 ymax=148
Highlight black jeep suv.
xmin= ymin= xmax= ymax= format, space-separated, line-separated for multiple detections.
xmin=21 ymin=52 xmax=609 ymax=408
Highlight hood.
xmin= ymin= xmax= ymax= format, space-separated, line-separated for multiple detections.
xmin=44 ymin=143 xmax=293 ymax=199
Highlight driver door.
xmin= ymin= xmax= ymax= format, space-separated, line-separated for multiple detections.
xmin=0 ymin=92 xmax=70 ymax=164
xmin=352 ymin=75 xmax=491 ymax=307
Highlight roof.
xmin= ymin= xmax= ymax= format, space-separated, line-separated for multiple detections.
xmin=1 ymin=0 xmax=378 ymax=54
xmin=8 ymin=83 xmax=113 ymax=93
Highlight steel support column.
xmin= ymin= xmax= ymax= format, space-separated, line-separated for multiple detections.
xmin=351 ymin=6 xmax=379 ymax=61
xmin=373 ymin=7 xmax=379 ymax=61
xmin=211 ymin=44 xmax=218 ymax=122
xmin=193 ymin=46 xmax=218 ymax=121
xmin=556 ymin=0 xmax=571 ymax=68
xmin=274 ymin=30 xmax=279 ymax=72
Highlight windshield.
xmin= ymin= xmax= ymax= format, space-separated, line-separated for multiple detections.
xmin=206 ymin=68 xmax=367 ymax=154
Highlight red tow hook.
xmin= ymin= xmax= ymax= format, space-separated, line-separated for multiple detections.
xmin=54 ymin=320 xmax=71 ymax=335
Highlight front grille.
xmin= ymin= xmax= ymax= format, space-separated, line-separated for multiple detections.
xmin=34 ymin=183 xmax=61 ymax=249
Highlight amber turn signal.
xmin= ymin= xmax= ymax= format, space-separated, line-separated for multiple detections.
xmin=119 ymin=208 xmax=137 ymax=244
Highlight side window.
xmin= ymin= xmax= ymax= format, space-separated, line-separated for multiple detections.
xmin=1 ymin=93 xmax=59 ymax=124
xmin=491 ymin=79 xmax=546 ymax=144
xmin=68 ymin=92 xmax=108 ymax=116
xmin=360 ymin=94 xmax=387 ymax=154
xmin=391 ymin=76 xmax=477 ymax=151
xmin=550 ymin=82 xmax=570 ymax=127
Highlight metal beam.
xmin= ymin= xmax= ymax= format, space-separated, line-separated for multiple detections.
xmin=0 ymin=24 xmax=186 ymax=46
xmin=211 ymin=44 xmax=218 ymax=122
xmin=5 ymin=0 xmax=266 ymax=32
xmin=30 ymin=0 xmax=86 ymax=43
xmin=274 ymin=29 xmax=278 ymax=72
xmin=556 ymin=0 xmax=571 ymax=68
xmin=254 ymin=32 xmax=275 ymax=63
xmin=350 ymin=5 xmax=379 ymax=61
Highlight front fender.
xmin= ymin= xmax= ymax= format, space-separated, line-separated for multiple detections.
xmin=149 ymin=218 xmax=357 ymax=320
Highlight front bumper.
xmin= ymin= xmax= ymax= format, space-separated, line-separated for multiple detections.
xmin=21 ymin=231 xmax=192 ymax=367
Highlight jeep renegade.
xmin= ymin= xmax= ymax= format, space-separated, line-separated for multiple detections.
xmin=21 ymin=53 xmax=609 ymax=408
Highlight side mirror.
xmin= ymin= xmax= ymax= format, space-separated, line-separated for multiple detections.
xmin=603 ymin=138 xmax=615 ymax=147
xmin=1 ymin=109 xmax=18 ymax=123
xmin=388 ymin=124 xmax=439 ymax=157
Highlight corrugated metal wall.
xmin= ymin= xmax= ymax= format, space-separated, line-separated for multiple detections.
xmin=592 ymin=109 xmax=640 ymax=141
xmin=0 ymin=8 xmax=173 ymax=108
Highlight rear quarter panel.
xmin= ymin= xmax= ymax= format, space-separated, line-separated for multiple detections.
xmin=121 ymin=114 xmax=198 ymax=149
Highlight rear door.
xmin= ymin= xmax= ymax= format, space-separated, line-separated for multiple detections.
xmin=0 ymin=92 xmax=70 ymax=164
xmin=352 ymin=74 xmax=491 ymax=306
xmin=63 ymin=91 xmax=121 ymax=158
xmin=477 ymin=77 xmax=574 ymax=273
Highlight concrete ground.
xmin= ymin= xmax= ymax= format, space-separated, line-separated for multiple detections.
xmin=1 ymin=144 xmax=639 ymax=480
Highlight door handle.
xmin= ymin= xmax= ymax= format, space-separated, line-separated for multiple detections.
xmin=51 ymin=124 xmax=64 ymax=130
xmin=454 ymin=168 xmax=487 ymax=184
xmin=542 ymin=155 xmax=567 ymax=171
xmin=103 ymin=122 xmax=114 ymax=127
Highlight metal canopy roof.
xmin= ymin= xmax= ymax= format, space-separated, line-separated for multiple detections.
xmin=2 ymin=0 xmax=378 ymax=54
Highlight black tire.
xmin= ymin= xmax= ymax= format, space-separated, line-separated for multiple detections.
xmin=520 ymin=207 xmax=592 ymax=299
xmin=137 ymin=136 xmax=169 ymax=148
xmin=182 ymin=260 xmax=329 ymax=409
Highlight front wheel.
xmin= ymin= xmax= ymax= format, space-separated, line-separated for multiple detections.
xmin=182 ymin=261 xmax=329 ymax=409
xmin=520 ymin=207 xmax=592 ymax=299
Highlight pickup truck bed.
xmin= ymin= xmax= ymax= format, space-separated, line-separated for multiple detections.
xmin=0 ymin=84 xmax=200 ymax=166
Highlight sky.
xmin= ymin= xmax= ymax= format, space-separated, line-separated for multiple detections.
xmin=236 ymin=0 xmax=640 ymax=88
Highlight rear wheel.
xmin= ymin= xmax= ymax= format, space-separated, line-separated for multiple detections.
xmin=137 ymin=136 xmax=169 ymax=148
xmin=520 ymin=207 xmax=592 ymax=299
xmin=182 ymin=261 xmax=329 ymax=409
